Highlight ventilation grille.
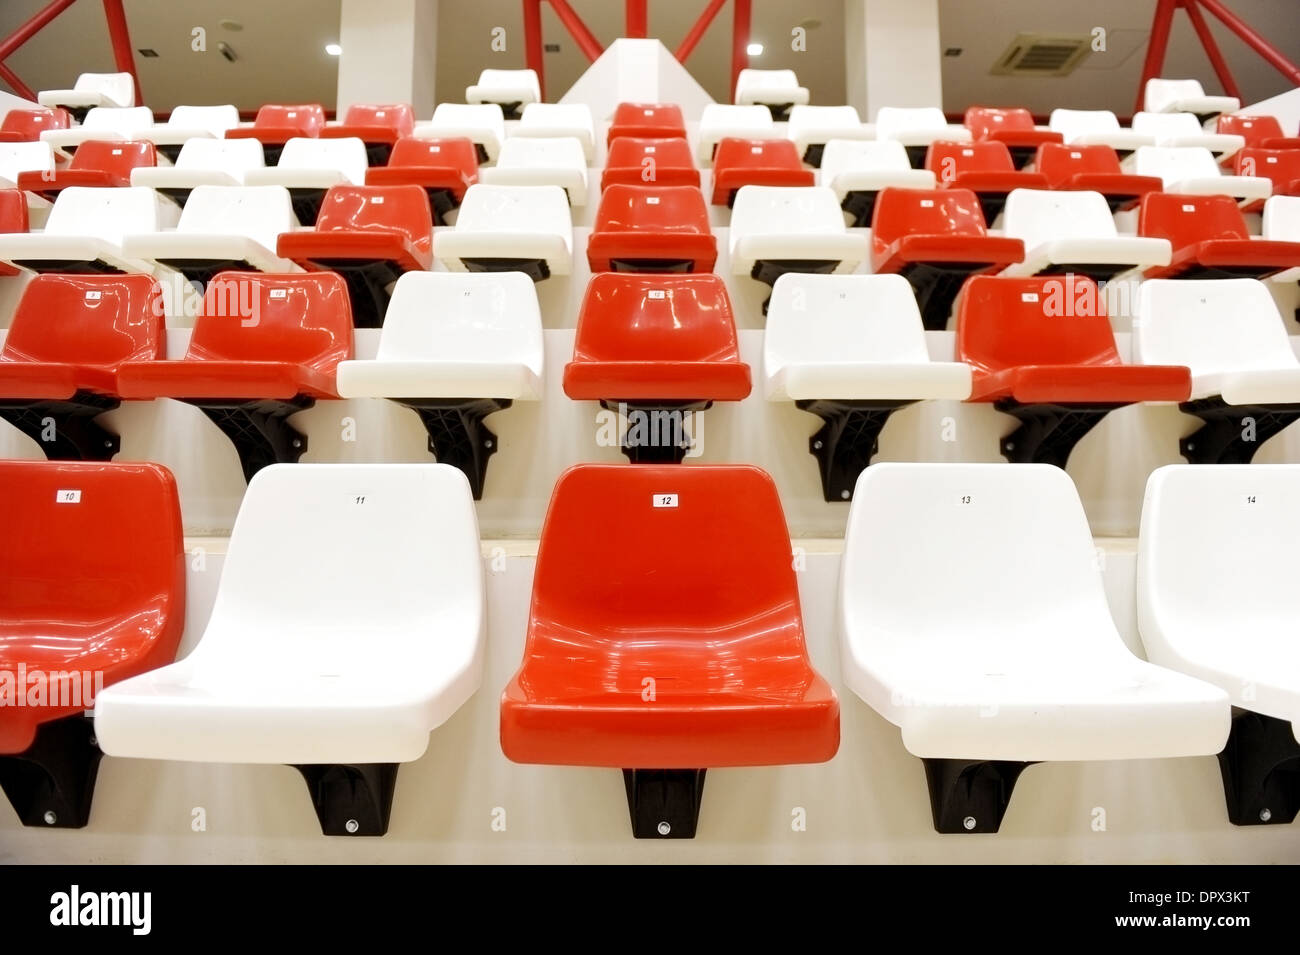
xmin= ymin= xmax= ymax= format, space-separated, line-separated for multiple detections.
xmin=991 ymin=33 xmax=1092 ymax=76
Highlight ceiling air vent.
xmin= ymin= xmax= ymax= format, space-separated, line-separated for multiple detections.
xmin=991 ymin=33 xmax=1092 ymax=77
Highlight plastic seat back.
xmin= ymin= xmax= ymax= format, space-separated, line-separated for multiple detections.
xmin=593 ymin=183 xmax=710 ymax=234
xmin=340 ymin=103 xmax=414 ymax=137
xmin=870 ymin=187 xmax=989 ymax=253
xmin=248 ymin=104 xmax=326 ymax=137
xmin=604 ymin=136 xmax=697 ymax=177
xmin=820 ymin=139 xmax=914 ymax=178
xmin=1035 ymin=142 xmax=1124 ymax=185
xmin=608 ymin=102 xmax=686 ymax=142
xmin=1217 ymin=114 xmax=1289 ymax=147
xmin=71 ymin=72 xmax=135 ymax=108
xmin=172 ymin=136 xmax=266 ymax=173
xmin=732 ymin=184 xmax=847 ymax=237
xmin=313 ymin=184 xmax=432 ymax=254
xmin=78 ymin=106 xmax=154 ymax=136
xmin=1263 ymin=196 xmax=1300 ymax=242
xmin=1234 ymin=147 xmax=1300 ymax=191
xmin=927 ymin=139 xmax=1016 ymax=180
xmin=192 ymin=462 xmax=479 ymax=659
xmin=1132 ymin=111 xmax=1204 ymax=139
xmin=1134 ymin=145 xmax=1222 ymax=186
xmin=187 ymin=272 xmax=353 ymax=367
xmin=957 ymin=275 xmax=1122 ymax=373
xmin=0 ymin=108 xmax=71 ymax=141
xmin=531 ymin=464 xmax=803 ymax=640
xmin=178 ymin=185 xmax=297 ymax=248
xmin=1139 ymin=192 xmax=1249 ymax=247
xmin=0 ymin=189 xmax=27 ymax=234
xmin=0 ymin=142 xmax=54 ymax=183
xmin=68 ymin=139 xmax=156 ymax=177
xmin=876 ymin=106 xmax=948 ymax=139
xmin=374 ymin=271 xmax=542 ymax=371
xmin=387 ymin=136 xmax=478 ymax=174
xmin=964 ymin=107 xmax=1036 ymax=139
xmin=166 ymin=105 xmax=239 ymax=136
xmin=45 ymin=186 xmax=174 ymax=241
xmin=1048 ymin=109 xmax=1123 ymax=138
xmin=2 ymin=274 xmax=164 ymax=367
xmin=572 ymin=272 xmax=740 ymax=365
xmin=1003 ymin=188 xmax=1119 ymax=245
xmin=1133 ymin=278 xmax=1295 ymax=372
xmin=274 ymin=137 xmax=368 ymax=182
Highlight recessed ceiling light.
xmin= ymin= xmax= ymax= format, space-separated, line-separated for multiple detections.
xmin=325 ymin=43 xmax=342 ymax=56
xmin=219 ymin=18 xmax=243 ymax=32
xmin=746 ymin=42 xmax=763 ymax=56
xmin=137 ymin=48 xmax=158 ymax=58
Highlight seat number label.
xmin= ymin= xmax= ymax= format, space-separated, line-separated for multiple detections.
xmin=56 ymin=489 xmax=81 ymax=504
xmin=653 ymin=493 xmax=678 ymax=508
xmin=648 ymin=289 xmax=665 ymax=299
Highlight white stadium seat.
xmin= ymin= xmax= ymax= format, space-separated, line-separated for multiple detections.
xmin=477 ymin=136 xmax=588 ymax=205
xmin=93 ymin=462 xmax=486 ymax=836
xmin=874 ymin=106 xmax=970 ymax=165
xmin=1048 ymin=109 xmax=1154 ymax=156
xmin=243 ymin=137 xmax=368 ymax=223
xmin=434 ymin=183 xmax=572 ymax=280
xmin=143 ymin=104 xmax=241 ymax=161
xmin=697 ymin=103 xmax=777 ymax=165
xmin=765 ymin=273 xmax=971 ymax=500
xmin=734 ymin=68 xmax=809 ymax=118
xmin=787 ymin=105 xmax=873 ymax=167
xmin=1144 ymin=78 xmax=1240 ymax=123
xmin=1131 ymin=111 xmax=1244 ymax=160
xmin=119 ymin=185 xmax=299 ymax=283
xmin=999 ymin=188 xmax=1171 ymax=279
xmin=130 ymin=137 xmax=267 ymax=204
xmin=465 ymin=68 xmax=541 ymax=117
xmin=510 ymin=103 xmax=596 ymax=162
xmin=839 ymin=462 xmax=1230 ymax=832
xmin=729 ymin=185 xmax=866 ymax=289
xmin=0 ymin=185 xmax=178 ymax=274
xmin=1134 ymin=145 xmax=1271 ymax=206
xmin=1262 ymin=195 xmax=1300 ymax=282
xmin=38 ymin=71 xmax=135 ymax=118
xmin=0 ymin=141 xmax=55 ymax=190
xmin=41 ymin=106 xmax=154 ymax=153
xmin=419 ymin=103 xmax=506 ymax=164
xmin=819 ymin=139 xmax=937 ymax=225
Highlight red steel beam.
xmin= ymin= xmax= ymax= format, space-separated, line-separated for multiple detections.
xmin=1195 ymin=0 xmax=1300 ymax=86
xmin=0 ymin=0 xmax=78 ymax=61
xmin=548 ymin=0 xmax=604 ymax=63
xmin=625 ymin=0 xmax=648 ymax=39
xmin=101 ymin=0 xmax=142 ymax=105
xmin=1135 ymin=0 xmax=1179 ymax=114
xmin=730 ymin=0 xmax=751 ymax=102
xmin=674 ymin=0 xmax=727 ymax=62
xmin=1181 ymin=0 xmax=1242 ymax=102
xmin=0 ymin=60 xmax=36 ymax=100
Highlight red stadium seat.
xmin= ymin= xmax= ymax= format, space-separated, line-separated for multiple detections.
xmin=116 ymin=272 xmax=353 ymax=482
xmin=607 ymin=103 xmax=687 ymax=145
xmin=710 ymin=137 xmax=813 ymax=206
xmin=320 ymin=103 xmax=415 ymax=165
xmin=963 ymin=107 xmax=1062 ymax=168
xmin=17 ymin=140 xmax=156 ymax=199
xmin=925 ymin=140 xmax=1048 ymax=223
xmin=364 ymin=136 xmax=478 ymax=224
xmin=0 ymin=459 xmax=184 ymax=828
xmin=1034 ymin=142 xmax=1163 ymax=212
xmin=277 ymin=184 xmax=433 ymax=327
xmin=0 ymin=274 xmax=163 ymax=460
xmin=958 ymin=274 xmax=1191 ymax=467
xmin=1233 ymin=147 xmax=1300 ymax=200
xmin=870 ymin=187 xmax=1024 ymax=330
xmin=0 ymin=107 xmax=71 ymax=144
xmin=1139 ymin=192 xmax=1300 ymax=280
xmin=586 ymin=184 xmax=716 ymax=273
xmin=225 ymin=103 xmax=326 ymax=165
xmin=1216 ymin=114 xmax=1300 ymax=153
xmin=600 ymin=136 xmax=699 ymax=191
xmin=500 ymin=463 xmax=839 ymax=838
xmin=564 ymin=273 xmax=749 ymax=461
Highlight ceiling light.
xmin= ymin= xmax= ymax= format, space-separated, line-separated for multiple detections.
xmin=746 ymin=42 xmax=763 ymax=56
xmin=325 ymin=43 xmax=342 ymax=56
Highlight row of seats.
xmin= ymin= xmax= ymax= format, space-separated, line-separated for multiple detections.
xmin=5 ymin=264 xmax=1300 ymax=497
xmin=1 ymin=457 xmax=1294 ymax=836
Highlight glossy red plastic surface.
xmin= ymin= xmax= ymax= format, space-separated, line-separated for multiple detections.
xmin=277 ymin=184 xmax=433 ymax=271
xmin=565 ymin=272 xmax=750 ymax=401
xmin=17 ymin=139 xmax=156 ymax=196
xmin=710 ymin=137 xmax=813 ymax=204
xmin=115 ymin=272 xmax=352 ymax=400
xmin=500 ymin=463 xmax=839 ymax=768
xmin=0 ymin=188 xmax=27 ymax=276
xmin=601 ymin=136 xmax=699 ymax=190
xmin=0 ymin=107 xmax=71 ymax=143
xmin=364 ymin=136 xmax=479 ymax=201
xmin=926 ymin=140 xmax=1048 ymax=191
xmin=957 ymin=275 xmax=1191 ymax=403
xmin=1217 ymin=114 xmax=1300 ymax=151
xmin=0 ymin=459 xmax=185 ymax=753
xmin=225 ymin=104 xmax=326 ymax=144
xmin=586 ymin=183 xmax=716 ymax=272
xmin=963 ymin=107 xmax=1062 ymax=151
xmin=1139 ymin=192 xmax=1300 ymax=278
xmin=0 ymin=274 xmax=164 ymax=399
xmin=607 ymin=102 xmax=687 ymax=145
xmin=870 ymin=187 xmax=1024 ymax=273
xmin=1034 ymin=142 xmax=1163 ymax=209
xmin=320 ymin=103 xmax=415 ymax=146
xmin=1233 ymin=147 xmax=1300 ymax=197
